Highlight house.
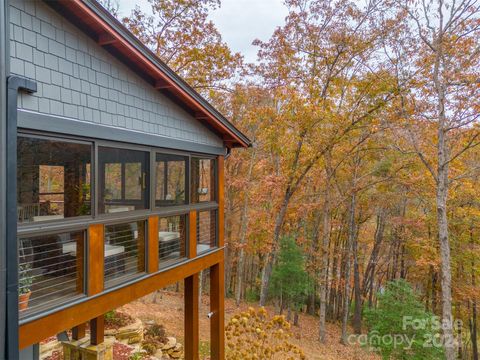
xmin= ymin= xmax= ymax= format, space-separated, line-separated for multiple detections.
xmin=0 ymin=0 xmax=250 ymax=358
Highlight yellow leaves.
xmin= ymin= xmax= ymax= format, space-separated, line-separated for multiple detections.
xmin=225 ymin=307 xmax=305 ymax=360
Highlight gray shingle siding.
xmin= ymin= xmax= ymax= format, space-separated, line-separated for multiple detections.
xmin=9 ymin=0 xmax=223 ymax=148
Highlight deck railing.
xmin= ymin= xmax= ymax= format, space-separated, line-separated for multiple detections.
xmin=17 ymin=209 xmax=218 ymax=319
xmin=18 ymin=230 xmax=85 ymax=318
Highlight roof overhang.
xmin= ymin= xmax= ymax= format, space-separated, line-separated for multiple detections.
xmin=43 ymin=0 xmax=251 ymax=149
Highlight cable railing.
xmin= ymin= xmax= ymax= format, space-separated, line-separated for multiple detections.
xmin=158 ymin=215 xmax=187 ymax=268
xmin=17 ymin=211 xmax=219 ymax=319
xmin=104 ymin=221 xmax=146 ymax=287
xmin=18 ymin=231 xmax=85 ymax=318
xmin=197 ymin=210 xmax=217 ymax=254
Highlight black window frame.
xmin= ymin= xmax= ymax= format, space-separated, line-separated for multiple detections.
xmin=154 ymin=152 xmax=190 ymax=207
xmin=97 ymin=145 xmax=151 ymax=215
xmin=16 ymin=130 xmax=220 ymax=321
xmin=17 ymin=131 xmax=95 ymax=227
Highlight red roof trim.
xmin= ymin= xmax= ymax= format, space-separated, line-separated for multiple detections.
xmin=49 ymin=0 xmax=250 ymax=148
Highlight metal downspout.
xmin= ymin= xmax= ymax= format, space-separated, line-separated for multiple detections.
xmin=6 ymin=76 xmax=36 ymax=360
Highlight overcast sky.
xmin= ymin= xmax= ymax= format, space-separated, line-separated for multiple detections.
xmin=117 ymin=0 xmax=288 ymax=63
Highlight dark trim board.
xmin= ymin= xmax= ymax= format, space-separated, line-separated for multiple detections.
xmin=6 ymin=77 xmax=37 ymax=360
xmin=18 ymin=110 xmax=226 ymax=156
xmin=1 ymin=0 xmax=8 ymax=358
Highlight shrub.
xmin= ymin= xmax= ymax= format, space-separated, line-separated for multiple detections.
xmin=364 ymin=279 xmax=445 ymax=360
xmin=141 ymin=323 xmax=169 ymax=355
xmin=104 ymin=310 xmax=134 ymax=329
xmin=225 ymin=307 xmax=305 ymax=360
xmin=144 ymin=323 xmax=167 ymax=342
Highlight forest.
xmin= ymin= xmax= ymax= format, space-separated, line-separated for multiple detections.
xmin=102 ymin=0 xmax=480 ymax=358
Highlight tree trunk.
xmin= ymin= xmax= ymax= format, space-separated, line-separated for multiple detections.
xmin=471 ymin=300 xmax=479 ymax=360
xmin=294 ymin=310 xmax=299 ymax=327
xmin=259 ymin=192 xmax=291 ymax=306
xmin=432 ymin=5 xmax=455 ymax=358
xmin=471 ymin=228 xmax=479 ymax=360
xmin=235 ymin=150 xmax=256 ymax=306
xmin=437 ymin=178 xmax=455 ymax=359
xmin=363 ymin=209 xmax=385 ymax=307
xmin=352 ymin=230 xmax=362 ymax=334
xmin=341 ymin=192 xmax=356 ymax=345
xmin=319 ymin=152 xmax=333 ymax=343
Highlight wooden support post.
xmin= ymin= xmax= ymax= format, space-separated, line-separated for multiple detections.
xmin=75 ymin=232 xmax=85 ymax=293
xmin=88 ymin=224 xmax=104 ymax=296
xmin=184 ymin=274 xmax=199 ymax=360
xmin=210 ymin=261 xmax=225 ymax=360
xmin=189 ymin=211 xmax=197 ymax=259
xmin=72 ymin=323 xmax=86 ymax=340
xmin=148 ymin=216 xmax=159 ymax=272
xmin=217 ymin=156 xmax=224 ymax=248
xmin=90 ymin=315 xmax=104 ymax=346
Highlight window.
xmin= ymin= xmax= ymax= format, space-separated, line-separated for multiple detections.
xmin=155 ymin=153 xmax=188 ymax=206
xmin=18 ymin=230 xmax=85 ymax=317
xmin=17 ymin=136 xmax=92 ymax=223
xmin=99 ymin=147 xmax=149 ymax=214
xmin=104 ymin=221 xmax=146 ymax=287
xmin=197 ymin=210 xmax=217 ymax=253
xmin=158 ymin=215 xmax=187 ymax=267
xmin=191 ymin=158 xmax=215 ymax=203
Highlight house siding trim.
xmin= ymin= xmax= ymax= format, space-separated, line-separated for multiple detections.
xmin=18 ymin=110 xmax=226 ymax=155
xmin=9 ymin=0 xmax=226 ymax=149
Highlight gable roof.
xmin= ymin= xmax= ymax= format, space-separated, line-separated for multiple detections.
xmin=44 ymin=0 xmax=251 ymax=149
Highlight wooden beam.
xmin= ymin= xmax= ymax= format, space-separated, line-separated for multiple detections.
xmin=148 ymin=216 xmax=159 ymax=272
xmin=217 ymin=156 xmax=225 ymax=247
xmin=75 ymin=232 xmax=85 ymax=293
xmin=19 ymin=249 xmax=224 ymax=349
xmin=98 ymin=33 xmax=117 ymax=46
xmin=90 ymin=315 xmax=104 ymax=345
xmin=195 ymin=112 xmax=210 ymax=120
xmin=210 ymin=262 xmax=225 ymax=360
xmin=72 ymin=323 xmax=86 ymax=340
xmin=184 ymin=274 xmax=199 ymax=360
xmin=189 ymin=211 xmax=197 ymax=259
xmin=154 ymin=79 xmax=173 ymax=90
xmin=88 ymin=224 xmax=104 ymax=296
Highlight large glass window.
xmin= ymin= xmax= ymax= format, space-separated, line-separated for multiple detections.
xmin=104 ymin=221 xmax=146 ymax=287
xmin=155 ymin=153 xmax=188 ymax=206
xmin=99 ymin=147 xmax=149 ymax=214
xmin=158 ymin=215 xmax=187 ymax=268
xmin=191 ymin=158 xmax=215 ymax=203
xmin=18 ymin=230 xmax=85 ymax=317
xmin=17 ymin=136 xmax=92 ymax=223
xmin=197 ymin=210 xmax=217 ymax=254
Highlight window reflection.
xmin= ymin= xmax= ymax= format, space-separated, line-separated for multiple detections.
xmin=155 ymin=153 xmax=187 ymax=206
xmin=17 ymin=136 xmax=92 ymax=223
xmin=99 ymin=147 xmax=149 ymax=214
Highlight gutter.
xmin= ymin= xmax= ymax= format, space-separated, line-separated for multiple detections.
xmin=6 ymin=76 xmax=37 ymax=360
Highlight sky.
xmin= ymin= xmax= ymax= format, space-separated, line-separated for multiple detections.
xmin=117 ymin=0 xmax=289 ymax=63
